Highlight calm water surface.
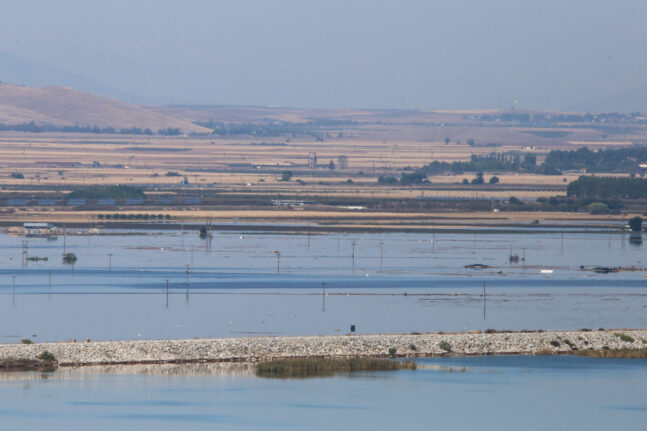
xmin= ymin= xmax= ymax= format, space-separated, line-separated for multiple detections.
xmin=0 ymin=356 xmax=645 ymax=430
xmin=0 ymin=230 xmax=646 ymax=341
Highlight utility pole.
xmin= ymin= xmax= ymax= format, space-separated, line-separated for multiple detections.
xmin=522 ymin=248 xmax=526 ymax=270
xmin=483 ymin=282 xmax=486 ymax=320
xmin=185 ymin=265 xmax=190 ymax=304
xmin=165 ymin=279 xmax=169 ymax=308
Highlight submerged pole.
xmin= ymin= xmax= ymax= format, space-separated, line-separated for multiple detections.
xmin=483 ymin=282 xmax=486 ymax=320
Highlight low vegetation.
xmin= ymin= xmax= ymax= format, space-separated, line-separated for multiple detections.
xmin=68 ymin=185 xmax=145 ymax=199
xmin=614 ymin=333 xmax=636 ymax=343
xmin=439 ymin=341 xmax=452 ymax=352
xmin=255 ymin=358 xmax=416 ymax=378
xmin=62 ymin=253 xmax=78 ymax=264
xmin=37 ymin=350 xmax=57 ymax=362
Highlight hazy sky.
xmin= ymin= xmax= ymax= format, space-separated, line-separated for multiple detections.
xmin=1 ymin=0 xmax=646 ymax=109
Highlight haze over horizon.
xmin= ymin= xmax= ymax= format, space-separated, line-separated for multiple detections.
xmin=1 ymin=0 xmax=646 ymax=111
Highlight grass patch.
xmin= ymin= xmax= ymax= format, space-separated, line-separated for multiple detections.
xmin=614 ymin=333 xmax=636 ymax=343
xmin=255 ymin=358 xmax=416 ymax=378
xmin=572 ymin=349 xmax=647 ymax=359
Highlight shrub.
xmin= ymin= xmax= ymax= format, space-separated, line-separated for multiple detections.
xmin=37 ymin=350 xmax=56 ymax=362
xmin=614 ymin=333 xmax=635 ymax=343
xmin=388 ymin=347 xmax=397 ymax=357
xmin=97 ymin=214 xmax=104 ymax=219
xmin=439 ymin=341 xmax=452 ymax=352
xmin=280 ymin=171 xmax=293 ymax=182
xmin=378 ymin=175 xmax=398 ymax=185
xmin=255 ymin=358 xmax=415 ymax=378
xmin=628 ymin=216 xmax=642 ymax=232
xmin=11 ymin=172 xmax=24 ymax=179
xmin=550 ymin=340 xmax=561 ymax=347
xmin=409 ymin=344 xmax=417 ymax=351
xmin=21 ymin=339 xmax=33 ymax=344
xmin=62 ymin=253 xmax=78 ymax=264
xmin=489 ymin=176 xmax=500 ymax=184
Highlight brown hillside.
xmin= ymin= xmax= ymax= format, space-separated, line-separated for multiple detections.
xmin=0 ymin=84 xmax=209 ymax=133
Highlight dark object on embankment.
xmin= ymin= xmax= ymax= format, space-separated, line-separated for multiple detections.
xmin=255 ymin=358 xmax=416 ymax=379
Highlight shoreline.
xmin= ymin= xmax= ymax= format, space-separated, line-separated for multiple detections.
xmin=1 ymin=330 xmax=646 ymax=367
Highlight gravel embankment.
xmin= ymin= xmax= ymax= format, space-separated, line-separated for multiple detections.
xmin=1 ymin=330 xmax=646 ymax=366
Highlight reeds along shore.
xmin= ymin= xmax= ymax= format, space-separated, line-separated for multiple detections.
xmin=1 ymin=330 xmax=647 ymax=367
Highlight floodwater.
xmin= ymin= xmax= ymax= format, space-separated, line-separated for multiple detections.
xmin=0 ymin=356 xmax=645 ymax=430
xmin=0 ymin=229 xmax=646 ymax=341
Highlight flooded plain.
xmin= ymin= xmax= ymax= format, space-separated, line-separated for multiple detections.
xmin=0 ymin=229 xmax=646 ymax=342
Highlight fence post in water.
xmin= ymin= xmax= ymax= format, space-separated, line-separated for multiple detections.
xmin=274 ymin=251 xmax=280 ymax=274
xmin=522 ymin=248 xmax=526 ymax=270
xmin=185 ymin=265 xmax=190 ymax=304
xmin=483 ymin=282 xmax=486 ymax=320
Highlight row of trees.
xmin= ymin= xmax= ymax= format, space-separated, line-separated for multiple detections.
xmin=68 ymin=185 xmax=146 ymax=199
xmin=421 ymin=146 xmax=647 ymax=176
xmin=420 ymin=154 xmax=539 ymax=175
xmin=0 ymin=122 xmax=161 ymax=135
xmin=567 ymin=176 xmax=647 ymax=199
xmin=543 ymin=147 xmax=647 ymax=173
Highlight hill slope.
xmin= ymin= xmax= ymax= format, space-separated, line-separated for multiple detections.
xmin=0 ymin=50 xmax=140 ymax=103
xmin=0 ymin=84 xmax=209 ymax=133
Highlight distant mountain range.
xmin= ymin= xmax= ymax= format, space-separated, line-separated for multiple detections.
xmin=0 ymin=84 xmax=209 ymax=133
xmin=0 ymin=50 xmax=145 ymax=104
xmin=569 ymin=85 xmax=647 ymax=113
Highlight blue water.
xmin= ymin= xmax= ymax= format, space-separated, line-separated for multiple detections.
xmin=0 ymin=230 xmax=646 ymax=341
xmin=0 ymin=356 xmax=645 ymax=430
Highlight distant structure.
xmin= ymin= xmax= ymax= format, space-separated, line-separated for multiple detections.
xmin=23 ymin=222 xmax=57 ymax=236
xmin=338 ymin=155 xmax=348 ymax=170
xmin=308 ymin=153 xmax=317 ymax=169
